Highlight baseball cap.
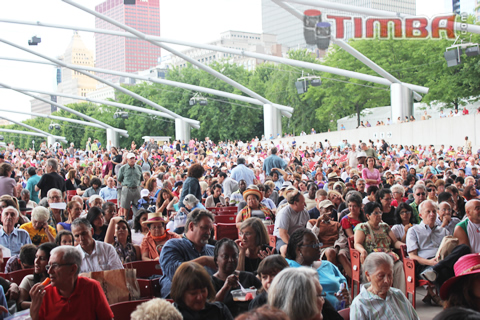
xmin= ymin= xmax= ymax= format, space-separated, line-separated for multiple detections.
xmin=140 ymin=189 xmax=149 ymax=197
xmin=126 ymin=152 xmax=135 ymax=159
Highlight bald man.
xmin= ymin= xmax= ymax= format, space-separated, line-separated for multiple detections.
xmin=454 ymin=199 xmax=480 ymax=253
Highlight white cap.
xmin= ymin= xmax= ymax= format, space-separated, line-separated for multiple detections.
xmin=140 ymin=189 xmax=149 ymax=197
xmin=126 ymin=152 xmax=135 ymax=159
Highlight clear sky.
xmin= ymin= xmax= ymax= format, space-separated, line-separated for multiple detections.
xmin=0 ymin=0 xmax=443 ymax=123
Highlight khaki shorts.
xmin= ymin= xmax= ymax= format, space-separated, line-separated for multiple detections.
xmin=120 ymin=186 xmax=140 ymax=209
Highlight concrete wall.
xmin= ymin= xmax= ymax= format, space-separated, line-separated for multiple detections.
xmin=267 ymin=113 xmax=479 ymax=151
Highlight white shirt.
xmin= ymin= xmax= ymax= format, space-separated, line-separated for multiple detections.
xmin=76 ymin=241 xmax=124 ymax=273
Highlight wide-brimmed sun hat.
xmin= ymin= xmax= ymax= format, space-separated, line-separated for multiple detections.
xmin=440 ymin=253 xmax=480 ymax=300
xmin=141 ymin=212 xmax=166 ymax=226
xmin=243 ymin=188 xmax=263 ymax=202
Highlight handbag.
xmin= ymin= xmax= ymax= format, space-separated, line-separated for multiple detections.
xmin=174 ymin=212 xmax=187 ymax=229
xmin=435 ymin=235 xmax=459 ymax=261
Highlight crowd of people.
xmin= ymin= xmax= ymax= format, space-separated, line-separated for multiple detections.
xmin=0 ymin=133 xmax=479 ymax=319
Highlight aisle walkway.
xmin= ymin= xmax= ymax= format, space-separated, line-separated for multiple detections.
xmin=412 ymin=287 xmax=442 ymax=320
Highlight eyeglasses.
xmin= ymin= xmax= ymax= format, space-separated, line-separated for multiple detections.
xmin=416 ymin=193 xmax=426 ymax=196
xmin=300 ymin=242 xmax=323 ymax=248
xmin=46 ymin=263 xmax=73 ymax=270
xmin=48 ymin=196 xmax=61 ymax=201
xmin=399 ymin=210 xmax=410 ymax=215
xmin=370 ymin=211 xmax=383 ymax=216
xmin=239 ymin=232 xmax=253 ymax=237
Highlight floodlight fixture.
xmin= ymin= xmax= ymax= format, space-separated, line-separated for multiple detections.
xmin=315 ymin=22 xmax=332 ymax=50
xmin=295 ymin=74 xmax=322 ymax=94
xmin=465 ymin=45 xmax=480 ymax=57
xmin=49 ymin=123 xmax=61 ymax=130
xmin=444 ymin=42 xmax=479 ymax=67
xmin=113 ymin=111 xmax=129 ymax=119
xmin=189 ymin=93 xmax=208 ymax=106
xmin=28 ymin=36 xmax=41 ymax=46
xmin=444 ymin=49 xmax=461 ymax=67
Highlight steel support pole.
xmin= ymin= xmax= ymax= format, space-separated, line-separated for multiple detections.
xmin=0 ymin=116 xmax=67 ymax=143
xmin=106 ymin=128 xmax=120 ymax=149
xmin=391 ymin=83 xmax=413 ymax=122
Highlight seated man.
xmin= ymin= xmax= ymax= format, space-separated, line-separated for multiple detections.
xmin=5 ymin=244 xmax=36 ymax=273
xmin=88 ymin=195 xmax=104 ymax=209
xmin=406 ymin=200 xmax=470 ymax=304
xmin=306 ymin=200 xmax=350 ymax=277
xmin=71 ymin=218 xmax=123 ymax=273
xmin=273 ymin=188 xmax=310 ymax=256
xmin=29 ymin=246 xmax=113 ymax=320
xmin=159 ymin=209 xmax=215 ymax=298
xmin=0 ymin=206 xmax=32 ymax=255
xmin=98 ymin=177 xmax=117 ymax=202
xmin=82 ymin=178 xmax=102 ymax=203
xmin=454 ymin=199 xmax=480 ymax=253
xmin=307 ymin=189 xmax=328 ymax=219
xmin=436 ymin=201 xmax=460 ymax=235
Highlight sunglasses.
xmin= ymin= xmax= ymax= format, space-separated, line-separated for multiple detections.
xmin=416 ymin=192 xmax=426 ymax=196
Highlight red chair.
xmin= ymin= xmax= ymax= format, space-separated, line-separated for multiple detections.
xmin=338 ymin=308 xmax=350 ymax=320
xmin=217 ymin=209 xmax=237 ymax=215
xmin=266 ymin=225 xmax=274 ymax=235
xmin=0 ymin=257 xmax=10 ymax=273
xmin=109 ymin=199 xmax=118 ymax=205
xmin=218 ymin=206 xmax=237 ymax=212
xmin=66 ymin=190 xmax=77 ymax=202
xmin=348 ymin=237 xmax=361 ymax=299
xmin=206 ymin=207 xmax=219 ymax=214
xmin=214 ymin=215 xmax=236 ymax=224
xmin=6 ymin=268 xmax=34 ymax=285
xmin=124 ymin=261 xmax=162 ymax=279
xmin=269 ymin=235 xmax=277 ymax=248
xmin=214 ymin=223 xmax=239 ymax=240
xmin=137 ymin=279 xmax=153 ymax=298
xmin=110 ymin=299 xmax=149 ymax=320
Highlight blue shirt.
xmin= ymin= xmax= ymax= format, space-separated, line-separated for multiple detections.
xmin=230 ymin=164 xmax=255 ymax=186
xmin=99 ymin=187 xmax=117 ymax=201
xmin=26 ymin=174 xmax=41 ymax=204
xmin=0 ymin=228 xmax=32 ymax=256
xmin=159 ymin=237 xmax=214 ymax=298
xmin=262 ymin=155 xmax=286 ymax=176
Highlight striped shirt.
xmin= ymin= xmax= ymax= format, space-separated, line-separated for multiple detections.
xmin=350 ymin=285 xmax=418 ymax=320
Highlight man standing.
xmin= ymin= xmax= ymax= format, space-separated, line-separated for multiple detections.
xmin=26 ymin=167 xmax=41 ymax=204
xmin=72 ymin=218 xmax=123 ymax=273
xmin=35 ymin=159 xmax=66 ymax=199
xmin=231 ymin=157 xmax=255 ymax=186
xmin=0 ymin=207 xmax=32 ymax=255
xmin=217 ymin=172 xmax=238 ymax=203
xmin=159 ymin=210 xmax=215 ymax=298
xmin=360 ymin=142 xmax=377 ymax=159
xmin=99 ymin=177 xmax=117 ymax=202
xmin=273 ymin=188 xmax=310 ymax=255
xmin=117 ymin=153 xmax=143 ymax=218
xmin=347 ymin=144 xmax=359 ymax=168
xmin=29 ymin=246 xmax=114 ymax=320
xmin=262 ymin=147 xmax=286 ymax=177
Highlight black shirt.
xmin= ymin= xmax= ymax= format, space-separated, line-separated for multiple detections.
xmin=211 ymin=271 xmax=262 ymax=317
xmin=243 ymin=245 xmax=277 ymax=273
xmin=382 ymin=206 xmax=396 ymax=226
xmin=36 ymin=172 xmax=66 ymax=198
xmin=65 ymin=178 xmax=81 ymax=191
xmin=175 ymin=301 xmax=233 ymax=320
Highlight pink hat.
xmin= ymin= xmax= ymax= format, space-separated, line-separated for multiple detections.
xmin=440 ymin=253 xmax=480 ymax=300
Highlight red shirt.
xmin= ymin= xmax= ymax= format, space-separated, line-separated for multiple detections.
xmin=39 ymin=276 xmax=113 ymax=320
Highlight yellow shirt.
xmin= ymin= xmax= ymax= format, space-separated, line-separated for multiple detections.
xmin=19 ymin=222 xmax=56 ymax=246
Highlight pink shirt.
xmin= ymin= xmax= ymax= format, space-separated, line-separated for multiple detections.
xmin=362 ymin=168 xmax=381 ymax=190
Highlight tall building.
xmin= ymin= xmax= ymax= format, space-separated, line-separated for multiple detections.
xmin=165 ymin=30 xmax=288 ymax=71
xmin=261 ymin=0 xmax=416 ymax=51
xmin=56 ymin=32 xmax=98 ymax=106
xmin=95 ymin=0 xmax=161 ymax=82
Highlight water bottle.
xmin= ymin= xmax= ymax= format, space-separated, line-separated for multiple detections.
xmin=335 ymin=283 xmax=346 ymax=311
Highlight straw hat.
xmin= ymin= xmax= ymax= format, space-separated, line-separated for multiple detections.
xmin=141 ymin=212 xmax=166 ymax=226
xmin=243 ymin=188 xmax=263 ymax=202
xmin=440 ymin=253 xmax=480 ymax=300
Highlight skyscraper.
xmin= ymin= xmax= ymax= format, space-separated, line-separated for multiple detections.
xmin=95 ymin=0 xmax=161 ymax=82
xmin=262 ymin=0 xmax=416 ymax=50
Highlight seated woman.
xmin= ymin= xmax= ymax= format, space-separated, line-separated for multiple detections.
xmin=55 ymin=230 xmax=74 ymax=246
xmin=140 ymin=212 xmax=180 ymax=261
xmin=205 ymin=184 xmax=226 ymax=208
xmin=86 ymin=207 xmax=107 ymax=241
xmin=354 ymin=202 xmax=406 ymax=293
xmin=105 ymin=217 xmax=141 ymax=263
xmin=171 ymin=261 xmax=233 ymax=320
xmin=391 ymin=203 xmax=416 ymax=242
xmin=131 ymin=298 xmax=182 ymax=320
xmin=390 ymin=184 xmax=407 ymax=208
xmin=18 ymin=243 xmax=57 ymax=310
xmin=211 ymin=239 xmax=262 ymax=317
xmin=173 ymin=195 xmax=206 ymax=234
xmin=268 ymin=267 xmax=325 ymax=320
xmin=57 ymin=201 xmax=82 ymax=232
xmin=131 ymin=209 xmax=149 ymax=246
xmin=340 ymin=193 xmax=366 ymax=238
xmin=19 ymin=207 xmax=56 ymax=246
xmin=236 ymin=218 xmax=277 ymax=273
xmin=236 ymin=187 xmax=275 ymax=229
xmin=285 ymin=228 xmax=349 ymax=311
xmin=155 ymin=188 xmax=178 ymax=218
xmin=248 ymin=255 xmax=289 ymax=310
xmin=350 ymin=252 xmax=418 ymax=320
xmin=76 ymin=175 xmax=90 ymax=197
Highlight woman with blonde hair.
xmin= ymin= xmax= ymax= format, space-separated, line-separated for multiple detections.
xmin=131 ymin=298 xmax=182 ymax=320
